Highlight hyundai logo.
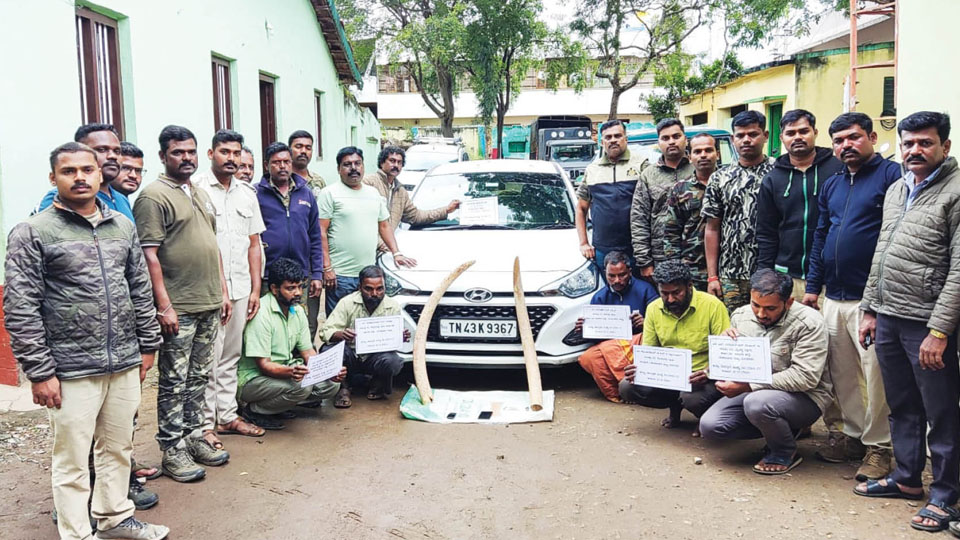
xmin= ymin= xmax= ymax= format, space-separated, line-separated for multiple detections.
xmin=464 ymin=288 xmax=494 ymax=303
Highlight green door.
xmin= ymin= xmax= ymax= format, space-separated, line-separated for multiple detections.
xmin=767 ymin=102 xmax=783 ymax=157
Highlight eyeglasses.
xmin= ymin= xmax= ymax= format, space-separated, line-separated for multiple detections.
xmin=120 ymin=165 xmax=145 ymax=176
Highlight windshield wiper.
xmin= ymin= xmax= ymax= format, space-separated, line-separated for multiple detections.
xmin=531 ymin=222 xmax=575 ymax=229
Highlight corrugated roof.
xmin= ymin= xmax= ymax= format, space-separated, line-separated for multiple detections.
xmin=309 ymin=0 xmax=364 ymax=89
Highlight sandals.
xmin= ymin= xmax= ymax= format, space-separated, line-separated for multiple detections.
xmin=853 ymin=477 xmax=924 ymax=500
xmin=217 ymin=417 xmax=265 ymax=438
xmin=202 ymin=430 xmax=225 ymax=450
xmin=334 ymin=389 xmax=352 ymax=408
xmin=132 ymin=460 xmax=163 ymax=480
xmin=239 ymin=405 xmax=285 ymax=431
xmin=753 ymin=453 xmax=803 ymax=475
xmin=911 ymin=501 xmax=960 ymax=532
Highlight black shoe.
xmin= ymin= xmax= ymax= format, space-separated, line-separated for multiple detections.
xmin=128 ymin=479 xmax=159 ymax=510
xmin=239 ymin=405 xmax=285 ymax=430
xmin=275 ymin=410 xmax=297 ymax=420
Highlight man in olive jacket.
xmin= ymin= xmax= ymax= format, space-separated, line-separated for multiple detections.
xmin=4 ymin=143 xmax=168 ymax=540
xmin=856 ymin=111 xmax=960 ymax=533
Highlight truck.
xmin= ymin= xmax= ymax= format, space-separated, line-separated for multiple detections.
xmin=528 ymin=115 xmax=597 ymax=180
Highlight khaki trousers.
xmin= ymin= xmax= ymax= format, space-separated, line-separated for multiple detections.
xmin=822 ymin=298 xmax=892 ymax=448
xmin=49 ymin=368 xmax=140 ymax=540
xmin=202 ymin=297 xmax=248 ymax=429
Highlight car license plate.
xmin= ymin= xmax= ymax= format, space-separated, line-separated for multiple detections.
xmin=438 ymin=319 xmax=517 ymax=338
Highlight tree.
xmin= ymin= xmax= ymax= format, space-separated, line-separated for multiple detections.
xmin=645 ymin=51 xmax=743 ymax=121
xmin=570 ymin=0 xmax=813 ymax=120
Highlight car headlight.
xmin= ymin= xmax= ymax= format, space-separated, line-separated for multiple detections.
xmin=378 ymin=255 xmax=422 ymax=296
xmin=538 ymin=262 xmax=598 ymax=298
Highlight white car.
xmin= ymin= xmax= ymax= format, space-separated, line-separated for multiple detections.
xmin=380 ymin=159 xmax=599 ymax=367
xmin=397 ymin=140 xmax=470 ymax=192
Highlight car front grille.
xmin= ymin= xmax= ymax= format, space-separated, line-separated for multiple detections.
xmin=404 ymin=304 xmax=557 ymax=343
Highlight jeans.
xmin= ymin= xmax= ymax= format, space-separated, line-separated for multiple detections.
xmin=325 ymin=276 xmax=361 ymax=315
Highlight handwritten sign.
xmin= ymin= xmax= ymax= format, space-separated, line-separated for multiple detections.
xmin=355 ymin=315 xmax=403 ymax=355
xmin=300 ymin=341 xmax=345 ymax=388
xmin=582 ymin=305 xmax=632 ymax=340
xmin=459 ymin=196 xmax=500 ymax=225
xmin=632 ymin=345 xmax=692 ymax=392
xmin=708 ymin=335 xmax=773 ymax=384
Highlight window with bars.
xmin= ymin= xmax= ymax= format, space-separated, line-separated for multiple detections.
xmin=75 ymin=8 xmax=124 ymax=137
xmin=314 ymin=91 xmax=324 ymax=160
xmin=212 ymin=56 xmax=233 ymax=131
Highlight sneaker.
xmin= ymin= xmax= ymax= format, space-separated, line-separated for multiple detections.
xmin=186 ymin=436 xmax=230 ymax=467
xmin=95 ymin=516 xmax=169 ymax=540
xmin=856 ymin=447 xmax=893 ymax=481
xmin=128 ymin=480 xmax=159 ymax=510
xmin=161 ymin=445 xmax=205 ymax=483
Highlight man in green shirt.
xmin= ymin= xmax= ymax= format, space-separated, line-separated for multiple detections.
xmin=237 ymin=258 xmax=346 ymax=430
xmin=318 ymin=147 xmax=416 ymax=314
xmin=319 ymin=266 xmax=411 ymax=408
xmin=621 ymin=260 xmax=730 ymax=432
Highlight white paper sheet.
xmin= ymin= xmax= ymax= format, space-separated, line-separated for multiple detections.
xmin=300 ymin=341 xmax=345 ymax=388
xmin=582 ymin=305 xmax=633 ymax=340
xmin=459 ymin=196 xmax=500 ymax=225
xmin=632 ymin=345 xmax=693 ymax=392
xmin=707 ymin=335 xmax=773 ymax=384
xmin=355 ymin=315 xmax=403 ymax=355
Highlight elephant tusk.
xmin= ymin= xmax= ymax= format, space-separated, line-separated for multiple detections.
xmin=513 ymin=257 xmax=543 ymax=411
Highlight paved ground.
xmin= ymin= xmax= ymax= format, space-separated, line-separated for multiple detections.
xmin=0 ymin=366 xmax=938 ymax=539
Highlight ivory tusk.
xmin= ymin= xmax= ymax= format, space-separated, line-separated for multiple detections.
xmin=412 ymin=260 xmax=476 ymax=405
xmin=513 ymin=257 xmax=543 ymax=411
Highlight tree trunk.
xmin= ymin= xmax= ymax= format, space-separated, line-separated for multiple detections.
xmin=608 ymin=86 xmax=622 ymax=120
xmin=496 ymin=109 xmax=505 ymax=159
xmin=438 ymin=68 xmax=456 ymax=138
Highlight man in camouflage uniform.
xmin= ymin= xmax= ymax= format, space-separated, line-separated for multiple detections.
xmin=662 ymin=133 xmax=719 ymax=291
xmin=289 ymin=130 xmax=327 ymax=198
xmin=631 ymin=118 xmax=694 ymax=278
xmin=702 ymin=110 xmax=775 ymax=310
xmin=134 ymin=125 xmax=232 ymax=482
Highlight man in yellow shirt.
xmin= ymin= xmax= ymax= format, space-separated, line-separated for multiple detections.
xmin=622 ymin=260 xmax=730 ymax=432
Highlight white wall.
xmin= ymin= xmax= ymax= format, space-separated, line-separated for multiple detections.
xmin=897 ymin=0 xmax=960 ymax=120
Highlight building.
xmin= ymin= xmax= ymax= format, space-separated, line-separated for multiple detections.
xmin=0 ymin=0 xmax=380 ymax=385
xmin=897 ymin=0 xmax=959 ymax=120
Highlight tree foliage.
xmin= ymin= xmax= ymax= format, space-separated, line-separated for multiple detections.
xmin=645 ymin=51 xmax=743 ymax=122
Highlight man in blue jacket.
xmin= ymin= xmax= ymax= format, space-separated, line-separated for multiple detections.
xmin=755 ymin=109 xmax=843 ymax=298
xmin=256 ymin=142 xmax=325 ymax=341
xmin=802 ymin=112 xmax=900 ymax=480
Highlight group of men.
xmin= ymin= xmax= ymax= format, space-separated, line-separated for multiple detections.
xmin=5 ymin=121 xmax=461 ymax=540
xmin=576 ymin=110 xmax=960 ymax=533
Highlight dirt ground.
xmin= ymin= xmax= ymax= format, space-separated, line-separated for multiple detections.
xmin=0 ymin=365 xmax=938 ymax=540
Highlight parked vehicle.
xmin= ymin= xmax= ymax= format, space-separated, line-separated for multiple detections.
xmin=398 ymin=137 xmax=470 ymax=191
xmin=498 ymin=125 xmax=531 ymax=159
xmin=626 ymin=127 xmax=738 ymax=168
xmin=529 ymin=115 xmax=597 ymax=181
xmin=381 ymin=159 xmax=598 ymax=367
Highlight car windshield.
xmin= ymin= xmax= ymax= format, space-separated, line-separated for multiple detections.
xmin=411 ymin=172 xmax=575 ymax=230
xmin=549 ymin=143 xmax=596 ymax=162
xmin=405 ymin=150 xmax=459 ymax=171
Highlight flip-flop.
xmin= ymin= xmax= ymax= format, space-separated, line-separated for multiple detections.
xmin=753 ymin=454 xmax=803 ymax=475
xmin=217 ymin=418 xmax=265 ymax=437
xmin=335 ymin=390 xmax=352 ymax=408
xmin=853 ymin=476 xmax=924 ymax=500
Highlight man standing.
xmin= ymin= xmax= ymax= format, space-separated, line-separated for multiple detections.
xmin=34 ymin=124 xmax=134 ymax=222
xmin=662 ymin=133 xmax=719 ymax=291
xmin=193 ymin=129 xmax=267 ymax=445
xmin=237 ymin=258 xmax=346 ymax=430
xmin=621 ymin=260 xmax=730 ymax=431
xmin=318 ymin=147 xmax=416 ymax=314
xmin=801 ymin=113 xmax=900 ymax=480
xmin=575 ymin=120 xmax=645 ymax=273
xmin=113 ymin=142 xmax=145 ymax=196
xmin=256 ymin=142 xmax=325 ymax=341
xmin=755 ymin=110 xmax=843 ymax=298
xmin=134 ymin=125 xmax=232 ymax=482
xmin=6 ymin=142 xmax=169 ymax=540
xmin=363 ymin=145 xmax=459 ymax=251
xmin=700 ymin=269 xmax=831 ymax=476
xmin=289 ymin=130 xmax=327 ymax=198
xmin=702 ymin=110 xmax=775 ymax=310
xmin=855 ymin=112 xmax=960 ymax=533
xmin=236 ymin=146 xmax=256 ymax=183
xmin=319 ymin=266 xmax=409 ymax=408
xmin=575 ymin=251 xmax=659 ymax=402
xmin=631 ymin=118 xmax=695 ymax=276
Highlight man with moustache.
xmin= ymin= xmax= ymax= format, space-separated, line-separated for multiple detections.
xmin=631 ymin=118 xmax=695 ymax=277
xmin=855 ymin=112 xmax=960 ymax=533
xmin=193 ymin=130 xmax=267 ymax=446
xmin=289 ymin=130 xmax=327 ymax=198
xmin=319 ymin=265 xmax=410 ymax=407
xmin=318 ymin=147 xmax=416 ymax=316
xmin=702 ymin=110 xmax=775 ymax=310
xmin=256 ymin=142 xmax=325 ymax=341
xmin=576 ymin=120 xmax=645 ymax=275
xmin=236 ymin=146 xmax=256 ymax=183
xmin=662 ymin=133 xmax=719 ymax=291
xmin=236 ymin=258 xmax=346 ymax=430
xmin=134 ymin=125 xmax=233 ymax=482
xmin=34 ymin=124 xmax=134 ymax=222
xmin=363 ymin=145 xmax=459 ymax=251
xmin=755 ymin=110 xmax=843 ymax=299
xmin=801 ymin=113 xmax=900 ymax=480
xmin=113 ymin=142 xmax=145 ymax=196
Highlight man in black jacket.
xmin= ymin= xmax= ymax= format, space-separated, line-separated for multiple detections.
xmin=756 ymin=109 xmax=843 ymax=300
